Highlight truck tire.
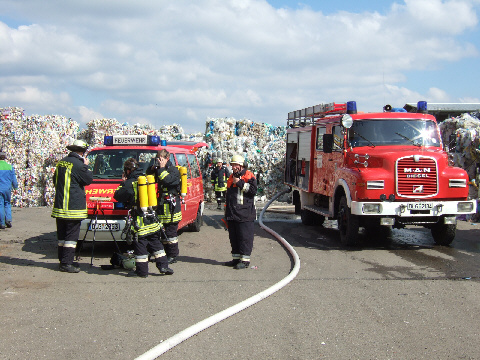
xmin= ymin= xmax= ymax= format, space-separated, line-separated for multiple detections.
xmin=431 ymin=222 xmax=456 ymax=246
xmin=301 ymin=209 xmax=315 ymax=226
xmin=316 ymin=214 xmax=326 ymax=226
xmin=337 ymin=196 xmax=359 ymax=246
xmin=189 ymin=206 xmax=203 ymax=232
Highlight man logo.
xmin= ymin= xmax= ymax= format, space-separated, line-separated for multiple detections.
xmin=413 ymin=185 xmax=424 ymax=193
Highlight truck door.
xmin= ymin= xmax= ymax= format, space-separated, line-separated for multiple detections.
xmin=312 ymin=125 xmax=328 ymax=194
xmin=285 ymin=132 xmax=298 ymax=186
xmin=323 ymin=125 xmax=344 ymax=194
xmin=285 ymin=130 xmax=312 ymax=190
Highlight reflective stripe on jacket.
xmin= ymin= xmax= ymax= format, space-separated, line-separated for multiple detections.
xmin=225 ymin=169 xmax=257 ymax=222
xmin=147 ymin=161 xmax=182 ymax=224
xmin=51 ymin=152 xmax=93 ymax=220
xmin=113 ymin=168 xmax=161 ymax=236
xmin=211 ymin=166 xmax=228 ymax=192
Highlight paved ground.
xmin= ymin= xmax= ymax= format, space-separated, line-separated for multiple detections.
xmin=1 ymin=204 xmax=479 ymax=360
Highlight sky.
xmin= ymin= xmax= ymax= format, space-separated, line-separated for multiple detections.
xmin=0 ymin=0 xmax=479 ymax=133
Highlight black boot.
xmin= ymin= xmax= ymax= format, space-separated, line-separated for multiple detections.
xmin=159 ymin=267 xmax=174 ymax=275
xmin=223 ymin=259 xmax=240 ymax=267
xmin=234 ymin=261 xmax=250 ymax=270
xmin=59 ymin=264 xmax=81 ymax=273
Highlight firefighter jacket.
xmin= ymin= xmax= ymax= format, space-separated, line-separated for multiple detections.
xmin=225 ymin=169 xmax=257 ymax=222
xmin=51 ymin=152 xmax=93 ymax=220
xmin=113 ymin=168 xmax=162 ymax=237
xmin=0 ymin=160 xmax=18 ymax=192
xmin=211 ymin=165 xmax=228 ymax=192
xmin=147 ymin=160 xmax=182 ymax=224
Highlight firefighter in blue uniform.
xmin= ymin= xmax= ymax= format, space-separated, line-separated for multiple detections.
xmin=52 ymin=140 xmax=93 ymax=273
xmin=114 ymin=158 xmax=173 ymax=277
xmin=224 ymin=154 xmax=257 ymax=269
xmin=147 ymin=149 xmax=182 ymax=264
xmin=211 ymin=159 xmax=228 ymax=209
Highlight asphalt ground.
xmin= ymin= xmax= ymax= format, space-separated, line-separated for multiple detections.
xmin=1 ymin=204 xmax=479 ymax=360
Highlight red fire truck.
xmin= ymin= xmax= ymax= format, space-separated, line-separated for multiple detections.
xmin=80 ymin=135 xmax=207 ymax=241
xmin=285 ymin=101 xmax=476 ymax=246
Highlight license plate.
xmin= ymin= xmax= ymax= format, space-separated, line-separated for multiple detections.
xmin=89 ymin=223 xmax=120 ymax=231
xmin=407 ymin=203 xmax=433 ymax=210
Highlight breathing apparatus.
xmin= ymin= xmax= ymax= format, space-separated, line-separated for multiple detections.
xmin=137 ymin=175 xmax=158 ymax=218
xmin=176 ymin=166 xmax=188 ymax=197
xmin=121 ymin=209 xmax=136 ymax=244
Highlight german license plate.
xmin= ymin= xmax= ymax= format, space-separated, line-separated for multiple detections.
xmin=407 ymin=203 xmax=433 ymax=210
xmin=89 ymin=223 xmax=120 ymax=231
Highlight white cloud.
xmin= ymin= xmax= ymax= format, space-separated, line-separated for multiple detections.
xmin=77 ymin=106 xmax=104 ymax=123
xmin=0 ymin=0 xmax=478 ymax=131
xmin=426 ymin=87 xmax=451 ymax=102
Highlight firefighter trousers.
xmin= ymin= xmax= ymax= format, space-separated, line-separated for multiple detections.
xmin=56 ymin=219 xmax=81 ymax=266
xmin=215 ymin=190 xmax=226 ymax=206
xmin=132 ymin=231 xmax=168 ymax=276
xmin=227 ymin=220 xmax=254 ymax=262
xmin=162 ymin=222 xmax=179 ymax=258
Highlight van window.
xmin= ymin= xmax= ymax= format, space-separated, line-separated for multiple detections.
xmin=175 ymin=153 xmax=191 ymax=179
xmin=87 ymin=149 xmax=158 ymax=179
xmin=187 ymin=154 xmax=200 ymax=178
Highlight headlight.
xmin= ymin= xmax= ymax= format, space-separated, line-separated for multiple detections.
xmin=457 ymin=202 xmax=474 ymax=212
xmin=363 ymin=203 xmax=382 ymax=214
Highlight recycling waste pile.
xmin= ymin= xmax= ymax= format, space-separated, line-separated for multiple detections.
xmin=438 ymin=112 xmax=480 ymax=201
xmin=4 ymin=106 xmax=478 ymax=209
xmin=0 ymin=107 xmax=287 ymax=207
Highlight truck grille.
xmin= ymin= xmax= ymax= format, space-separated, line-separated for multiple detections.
xmin=396 ymin=156 xmax=438 ymax=198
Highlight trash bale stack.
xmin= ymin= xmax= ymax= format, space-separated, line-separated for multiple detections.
xmin=0 ymin=107 xmax=78 ymax=207
xmin=438 ymin=113 xmax=480 ymax=180
xmin=438 ymin=112 xmax=480 ymax=201
xmin=77 ymin=119 xmax=204 ymax=147
xmin=200 ymin=117 xmax=287 ymax=202
xmin=1 ymin=107 xmax=288 ymax=207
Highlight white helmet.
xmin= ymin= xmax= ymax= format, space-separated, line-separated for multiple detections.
xmin=230 ymin=154 xmax=245 ymax=166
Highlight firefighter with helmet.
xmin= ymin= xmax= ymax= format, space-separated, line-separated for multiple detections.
xmin=224 ymin=154 xmax=257 ymax=269
xmin=147 ymin=149 xmax=182 ymax=264
xmin=52 ymin=139 xmax=93 ymax=273
xmin=114 ymin=158 xmax=173 ymax=277
xmin=211 ymin=158 xmax=228 ymax=209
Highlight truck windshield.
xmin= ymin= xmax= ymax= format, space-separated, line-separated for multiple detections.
xmin=86 ymin=149 xmax=159 ymax=179
xmin=348 ymin=119 xmax=441 ymax=148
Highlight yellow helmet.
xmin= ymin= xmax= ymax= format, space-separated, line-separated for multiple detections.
xmin=230 ymin=154 xmax=245 ymax=166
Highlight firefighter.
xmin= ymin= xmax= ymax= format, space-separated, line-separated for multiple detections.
xmin=114 ymin=158 xmax=173 ymax=277
xmin=210 ymin=158 xmax=228 ymax=209
xmin=147 ymin=149 xmax=182 ymax=264
xmin=224 ymin=154 xmax=257 ymax=270
xmin=52 ymin=140 xmax=93 ymax=273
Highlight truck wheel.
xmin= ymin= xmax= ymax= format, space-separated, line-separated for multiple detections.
xmin=316 ymin=214 xmax=326 ymax=226
xmin=301 ymin=209 xmax=315 ymax=226
xmin=189 ymin=206 xmax=203 ymax=232
xmin=337 ymin=196 xmax=359 ymax=246
xmin=431 ymin=222 xmax=456 ymax=246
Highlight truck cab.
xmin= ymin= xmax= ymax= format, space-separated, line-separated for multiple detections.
xmin=286 ymin=101 xmax=476 ymax=246
xmin=80 ymin=135 xmax=207 ymax=241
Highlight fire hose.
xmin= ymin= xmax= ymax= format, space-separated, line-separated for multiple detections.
xmin=135 ymin=187 xmax=299 ymax=360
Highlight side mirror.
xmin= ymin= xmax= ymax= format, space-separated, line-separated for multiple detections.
xmin=323 ymin=134 xmax=333 ymax=153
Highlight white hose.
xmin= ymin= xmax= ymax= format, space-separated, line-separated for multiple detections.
xmin=135 ymin=188 xmax=299 ymax=360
